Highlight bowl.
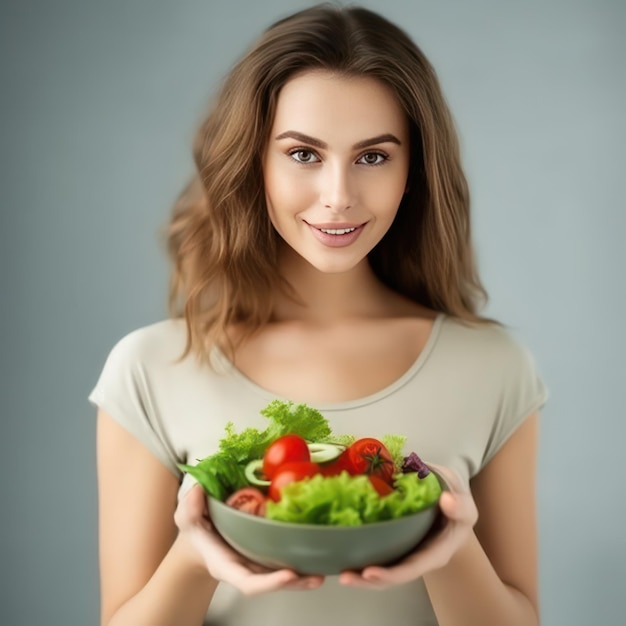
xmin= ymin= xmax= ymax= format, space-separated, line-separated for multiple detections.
xmin=207 ymin=474 xmax=444 ymax=575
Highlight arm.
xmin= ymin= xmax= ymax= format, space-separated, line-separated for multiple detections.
xmin=97 ymin=409 xmax=324 ymax=626
xmin=339 ymin=412 xmax=540 ymax=626
xmin=424 ymin=412 xmax=540 ymax=625
xmin=97 ymin=410 xmax=217 ymax=626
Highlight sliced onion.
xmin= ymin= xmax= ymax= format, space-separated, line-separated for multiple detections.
xmin=244 ymin=459 xmax=271 ymax=486
xmin=307 ymin=443 xmax=345 ymax=464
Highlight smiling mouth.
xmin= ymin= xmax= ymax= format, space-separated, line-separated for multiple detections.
xmin=318 ymin=227 xmax=356 ymax=235
xmin=306 ymin=221 xmax=366 ymax=233
xmin=304 ymin=221 xmax=367 ymax=248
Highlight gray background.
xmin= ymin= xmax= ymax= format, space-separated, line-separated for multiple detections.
xmin=1 ymin=0 xmax=624 ymax=624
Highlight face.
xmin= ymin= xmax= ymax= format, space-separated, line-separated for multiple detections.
xmin=263 ymin=71 xmax=410 ymax=274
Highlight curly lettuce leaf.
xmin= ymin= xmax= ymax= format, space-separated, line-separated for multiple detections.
xmin=381 ymin=434 xmax=407 ymax=472
xmin=217 ymin=400 xmax=333 ymax=464
xmin=260 ymin=400 xmax=332 ymax=442
xmin=320 ymin=432 xmax=356 ymax=447
xmin=266 ymin=471 xmax=441 ymax=526
xmin=381 ymin=471 xmax=442 ymax=518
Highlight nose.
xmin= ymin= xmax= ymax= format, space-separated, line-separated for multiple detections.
xmin=319 ymin=163 xmax=354 ymax=212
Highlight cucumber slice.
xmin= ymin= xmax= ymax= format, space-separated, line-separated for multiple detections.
xmin=244 ymin=459 xmax=271 ymax=487
xmin=307 ymin=443 xmax=345 ymax=464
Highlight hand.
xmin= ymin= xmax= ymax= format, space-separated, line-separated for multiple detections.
xmin=338 ymin=464 xmax=478 ymax=590
xmin=174 ymin=484 xmax=325 ymax=595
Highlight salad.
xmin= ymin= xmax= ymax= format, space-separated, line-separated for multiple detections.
xmin=179 ymin=400 xmax=441 ymax=526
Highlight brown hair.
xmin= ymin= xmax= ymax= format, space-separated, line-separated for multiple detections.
xmin=167 ymin=3 xmax=489 ymax=361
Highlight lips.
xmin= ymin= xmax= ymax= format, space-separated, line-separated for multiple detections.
xmin=305 ymin=221 xmax=367 ymax=248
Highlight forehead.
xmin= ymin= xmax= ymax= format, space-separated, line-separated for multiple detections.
xmin=270 ymin=70 xmax=408 ymax=142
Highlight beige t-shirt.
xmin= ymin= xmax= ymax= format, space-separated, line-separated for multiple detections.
xmin=89 ymin=314 xmax=547 ymax=626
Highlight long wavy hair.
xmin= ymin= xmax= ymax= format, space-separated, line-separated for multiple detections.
xmin=167 ymin=3 xmax=489 ymax=362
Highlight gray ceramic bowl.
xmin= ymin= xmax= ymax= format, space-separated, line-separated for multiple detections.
xmin=207 ymin=487 xmax=442 ymax=575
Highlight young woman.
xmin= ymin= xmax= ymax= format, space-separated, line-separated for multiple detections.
xmin=91 ymin=5 xmax=547 ymax=625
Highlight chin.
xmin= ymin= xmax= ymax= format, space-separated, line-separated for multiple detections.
xmin=306 ymin=256 xmax=364 ymax=275
xmin=280 ymin=240 xmax=369 ymax=275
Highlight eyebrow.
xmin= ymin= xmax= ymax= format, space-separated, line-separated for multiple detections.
xmin=274 ymin=130 xmax=402 ymax=150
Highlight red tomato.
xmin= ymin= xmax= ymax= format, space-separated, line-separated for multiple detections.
xmin=368 ymin=475 xmax=394 ymax=497
xmin=347 ymin=438 xmax=395 ymax=485
xmin=263 ymin=434 xmax=310 ymax=479
xmin=319 ymin=449 xmax=352 ymax=477
xmin=225 ymin=487 xmax=267 ymax=516
xmin=268 ymin=461 xmax=319 ymax=502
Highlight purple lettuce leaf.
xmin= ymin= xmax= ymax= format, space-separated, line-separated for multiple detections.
xmin=401 ymin=452 xmax=430 ymax=479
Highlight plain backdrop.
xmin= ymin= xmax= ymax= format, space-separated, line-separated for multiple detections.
xmin=1 ymin=0 xmax=624 ymax=624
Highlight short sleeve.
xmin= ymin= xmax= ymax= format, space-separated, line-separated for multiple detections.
xmin=480 ymin=333 xmax=548 ymax=468
xmin=88 ymin=329 xmax=182 ymax=477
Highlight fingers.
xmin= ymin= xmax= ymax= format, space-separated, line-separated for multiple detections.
xmin=280 ymin=575 xmax=325 ymax=592
xmin=217 ymin=562 xmax=324 ymax=595
xmin=339 ymin=523 xmax=462 ymax=589
xmin=174 ymin=483 xmax=209 ymax=530
xmin=185 ymin=482 xmax=208 ymax=510
xmin=188 ymin=528 xmax=325 ymax=595
xmin=221 ymin=565 xmax=299 ymax=595
xmin=440 ymin=490 xmax=476 ymax=520
xmin=242 ymin=572 xmax=323 ymax=595
xmin=178 ymin=474 xmax=478 ymax=595
xmin=174 ymin=486 xmax=326 ymax=595
xmin=339 ymin=469 xmax=478 ymax=590
xmin=427 ymin=463 xmax=464 ymax=494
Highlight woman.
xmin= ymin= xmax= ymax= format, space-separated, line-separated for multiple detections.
xmin=91 ymin=5 xmax=547 ymax=625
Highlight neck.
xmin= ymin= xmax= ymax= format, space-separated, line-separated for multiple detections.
xmin=272 ymin=246 xmax=395 ymax=323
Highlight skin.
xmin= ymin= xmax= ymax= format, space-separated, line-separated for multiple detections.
xmin=97 ymin=71 xmax=540 ymax=625
xmin=263 ymin=70 xmax=410 ymax=276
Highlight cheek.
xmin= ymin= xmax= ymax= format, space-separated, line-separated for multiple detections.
xmin=265 ymin=167 xmax=314 ymax=214
xmin=365 ymin=173 xmax=406 ymax=218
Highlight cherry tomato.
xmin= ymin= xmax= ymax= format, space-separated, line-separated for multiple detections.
xmin=268 ymin=461 xmax=319 ymax=502
xmin=225 ymin=487 xmax=267 ymax=516
xmin=347 ymin=437 xmax=395 ymax=485
xmin=319 ymin=449 xmax=352 ymax=477
xmin=368 ymin=475 xmax=394 ymax=497
xmin=263 ymin=434 xmax=310 ymax=479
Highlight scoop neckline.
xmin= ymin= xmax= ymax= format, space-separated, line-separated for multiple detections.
xmin=211 ymin=313 xmax=447 ymax=411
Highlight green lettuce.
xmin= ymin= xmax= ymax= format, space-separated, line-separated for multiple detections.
xmin=178 ymin=453 xmax=248 ymax=502
xmin=381 ymin=434 xmax=407 ymax=472
xmin=382 ymin=471 xmax=442 ymax=517
xmin=179 ymin=400 xmax=348 ymax=499
xmin=218 ymin=400 xmax=332 ymax=463
xmin=266 ymin=471 xmax=441 ymax=526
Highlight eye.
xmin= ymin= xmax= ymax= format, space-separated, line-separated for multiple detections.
xmin=288 ymin=149 xmax=320 ymax=164
xmin=357 ymin=152 xmax=388 ymax=166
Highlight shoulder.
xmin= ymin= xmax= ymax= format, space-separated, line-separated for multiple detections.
xmin=438 ymin=316 xmax=534 ymax=364
xmin=91 ymin=318 xmax=190 ymax=398
xmin=90 ymin=319 xmax=193 ymax=478
xmin=435 ymin=315 xmax=546 ymax=398
xmin=440 ymin=313 xmax=547 ymax=397
xmin=106 ymin=318 xmax=189 ymax=366
xmin=435 ymin=316 xmax=547 ymax=471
